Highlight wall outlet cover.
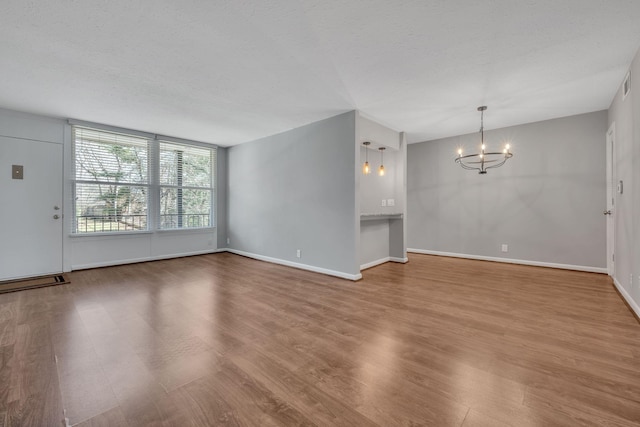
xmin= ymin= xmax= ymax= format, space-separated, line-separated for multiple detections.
xmin=387 ymin=199 xmax=395 ymax=206
xmin=381 ymin=199 xmax=387 ymax=207
xmin=501 ymin=244 xmax=508 ymax=252
xmin=226 ymin=237 xmax=230 ymax=245
xmin=12 ymin=165 xmax=24 ymax=180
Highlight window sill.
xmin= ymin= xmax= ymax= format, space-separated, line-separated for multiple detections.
xmin=156 ymin=227 xmax=216 ymax=234
xmin=69 ymin=227 xmax=216 ymax=238
xmin=69 ymin=230 xmax=154 ymax=238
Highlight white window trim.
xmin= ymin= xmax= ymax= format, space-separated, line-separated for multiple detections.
xmin=70 ymin=120 xmax=217 ymax=235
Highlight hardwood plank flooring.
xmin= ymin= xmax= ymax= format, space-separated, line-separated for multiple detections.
xmin=0 ymin=252 xmax=639 ymax=426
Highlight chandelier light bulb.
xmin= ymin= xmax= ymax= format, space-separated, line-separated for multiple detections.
xmin=457 ymin=148 xmax=463 ymax=156
xmin=481 ymin=144 xmax=485 ymax=150
xmin=378 ymin=164 xmax=385 ymax=176
xmin=505 ymin=143 xmax=510 ymax=150
xmin=363 ymin=161 xmax=370 ymax=174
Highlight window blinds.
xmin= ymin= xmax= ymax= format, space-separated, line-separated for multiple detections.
xmin=72 ymin=126 xmax=216 ymax=233
xmin=73 ymin=127 xmax=150 ymax=233
xmin=158 ymin=141 xmax=214 ymax=229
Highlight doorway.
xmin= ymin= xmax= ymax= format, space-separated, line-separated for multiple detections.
xmin=605 ymin=124 xmax=616 ymax=277
xmin=0 ymin=136 xmax=63 ymax=281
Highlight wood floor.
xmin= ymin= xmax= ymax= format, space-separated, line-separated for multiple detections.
xmin=0 ymin=253 xmax=639 ymax=426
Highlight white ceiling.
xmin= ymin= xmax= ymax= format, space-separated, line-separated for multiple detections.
xmin=1 ymin=0 xmax=640 ymax=146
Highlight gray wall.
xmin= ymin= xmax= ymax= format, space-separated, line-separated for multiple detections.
xmin=608 ymin=46 xmax=640 ymax=311
xmin=407 ymin=110 xmax=607 ymax=268
xmin=360 ymin=148 xmax=403 ymax=214
xmin=227 ymin=111 xmax=359 ymax=276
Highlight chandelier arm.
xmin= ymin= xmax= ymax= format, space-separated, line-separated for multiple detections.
xmin=455 ymin=160 xmax=482 ymax=171
xmin=456 ymin=153 xmax=485 ymax=161
xmin=484 ymin=158 xmax=509 ymax=170
xmin=483 ymin=152 xmax=513 ymax=169
xmin=482 ymin=151 xmax=512 ymax=156
xmin=454 ymin=152 xmax=513 ymax=165
xmin=477 ymin=157 xmax=510 ymax=165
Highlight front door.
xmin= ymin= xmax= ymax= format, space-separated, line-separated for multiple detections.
xmin=0 ymin=136 xmax=63 ymax=280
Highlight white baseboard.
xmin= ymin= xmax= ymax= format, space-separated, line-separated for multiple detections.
xmin=71 ymin=249 xmax=225 ymax=271
xmin=360 ymin=257 xmax=390 ymax=271
xmin=407 ymin=248 xmax=607 ymax=274
xmin=613 ymin=277 xmax=640 ymax=319
xmin=360 ymin=256 xmax=409 ymax=271
xmin=226 ymin=249 xmax=362 ymax=281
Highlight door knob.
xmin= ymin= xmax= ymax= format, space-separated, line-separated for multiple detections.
xmin=603 ymin=210 xmax=612 ymax=215
xmin=53 ymin=214 xmax=60 ymax=219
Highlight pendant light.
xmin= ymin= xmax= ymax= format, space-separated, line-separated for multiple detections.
xmin=378 ymin=147 xmax=386 ymax=176
xmin=362 ymin=141 xmax=371 ymax=175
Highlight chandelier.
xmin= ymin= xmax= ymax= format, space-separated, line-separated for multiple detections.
xmin=455 ymin=106 xmax=513 ymax=174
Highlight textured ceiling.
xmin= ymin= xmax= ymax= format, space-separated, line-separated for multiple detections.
xmin=1 ymin=0 xmax=640 ymax=145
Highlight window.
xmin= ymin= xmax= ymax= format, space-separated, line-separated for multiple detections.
xmin=72 ymin=126 xmax=215 ymax=234
xmin=159 ymin=142 xmax=214 ymax=229
xmin=73 ymin=128 xmax=149 ymax=233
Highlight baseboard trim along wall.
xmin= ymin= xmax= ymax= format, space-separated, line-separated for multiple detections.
xmin=407 ymin=249 xmax=607 ymax=274
xmin=613 ymin=277 xmax=640 ymax=320
xmin=70 ymin=249 xmax=225 ymax=271
xmin=361 ymin=256 xmax=409 ymax=271
xmin=360 ymin=257 xmax=390 ymax=271
xmin=226 ymin=249 xmax=362 ymax=281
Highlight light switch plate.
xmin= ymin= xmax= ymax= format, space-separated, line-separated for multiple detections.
xmin=381 ymin=199 xmax=387 ymax=207
xmin=12 ymin=165 xmax=23 ymax=179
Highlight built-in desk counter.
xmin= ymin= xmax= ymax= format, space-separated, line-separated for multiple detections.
xmin=360 ymin=213 xmax=403 ymax=221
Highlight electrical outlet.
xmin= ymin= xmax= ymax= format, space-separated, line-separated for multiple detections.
xmin=381 ymin=199 xmax=387 ymax=207
xmin=501 ymin=244 xmax=508 ymax=253
xmin=227 ymin=237 xmax=230 ymax=245
xmin=387 ymin=199 xmax=395 ymax=207
xmin=296 ymin=249 xmax=301 ymax=258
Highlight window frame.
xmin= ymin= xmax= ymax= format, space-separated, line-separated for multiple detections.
xmin=157 ymin=140 xmax=216 ymax=230
xmin=70 ymin=123 xmax=217 ymax=236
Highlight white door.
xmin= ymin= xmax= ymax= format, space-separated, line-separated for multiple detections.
xmin=605 ymin=125 xmax=615 ymax=277
xmin=0 ymin=136 xmax=63 ymax=281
